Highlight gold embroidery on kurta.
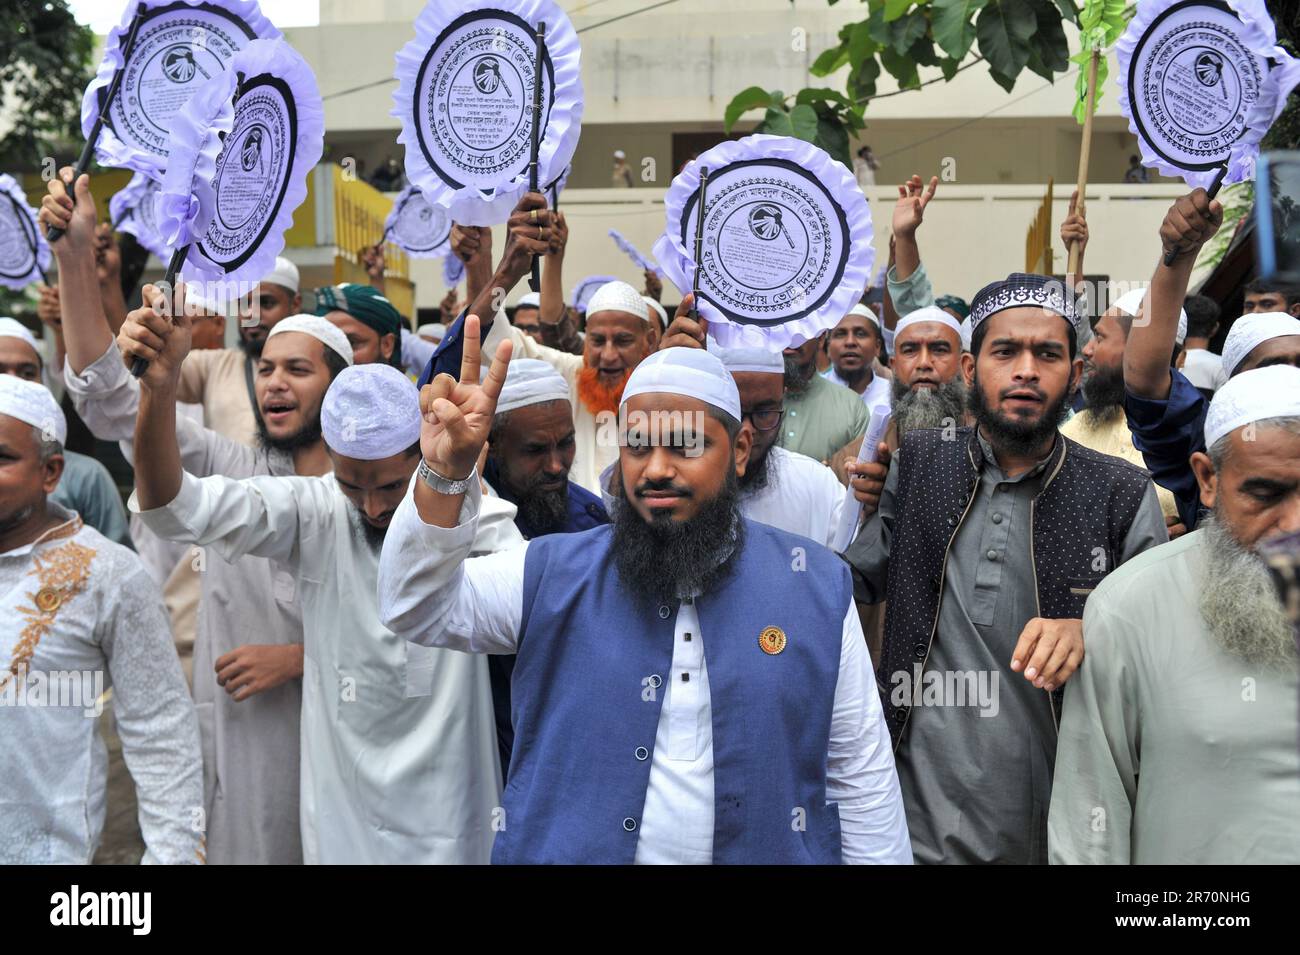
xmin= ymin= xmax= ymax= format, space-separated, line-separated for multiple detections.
xmin=2 ymin=540 xmax=96 ymax=694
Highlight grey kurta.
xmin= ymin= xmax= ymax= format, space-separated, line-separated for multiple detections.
xmin=65 ymin=344 xmax=304 ymax=865
xmin=1049 ymin=529 xmax=1300 ymax=864
xmin=844 ymin=432 xmax=1167 ymax=863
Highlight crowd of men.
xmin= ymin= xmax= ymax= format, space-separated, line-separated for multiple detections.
xmin=0 ymin=163 xmax=1297 ymax=865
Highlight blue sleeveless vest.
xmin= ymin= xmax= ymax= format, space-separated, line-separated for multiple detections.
xmin=493 ymin=518 xmax=850 ymax=864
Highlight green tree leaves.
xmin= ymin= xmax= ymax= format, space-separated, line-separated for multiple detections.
xmin=724 ymin=0 xmax=1082 ymax=165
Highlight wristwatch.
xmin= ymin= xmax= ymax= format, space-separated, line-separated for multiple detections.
xmin=417 ymin=459 xmax=475 ymax=495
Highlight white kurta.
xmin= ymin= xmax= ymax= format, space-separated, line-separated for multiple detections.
xmin=66 ymin=344 xmax=304 ymax=865
xmin=0 ymin=507 xmax=203 ymax=864
xmin=133 ymin=469 xmax=521 ymax=864
xmin=377 ymin=481 xmax=913 ymax=864
xmin=823 ymin=365 xmax=892 ymax=412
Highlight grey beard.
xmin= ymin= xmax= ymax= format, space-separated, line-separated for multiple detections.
xmin=891 ymin=376 xmax=966 ymax=438
xmin=783 ymin=354 xmax=815 ymax=394
xmin=1198 ymin=511 xmax=1298 ymax=670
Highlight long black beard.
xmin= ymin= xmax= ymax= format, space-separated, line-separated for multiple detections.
xmin=238 ymin=334 xmax=265 ymax=359
xmin=969 ymin=369 xmax=1070 ymax=458
xmin=348 ymin=505 xmax=388 ymax=552
xmin=738 ymin=442 xmax=773 ymax=493
xmin=891 ymin=376 xmax=966 ymax=438
xmin=783 ymin=354 xmax=815 ymax=394
xmin=256 ymin=413 xmax=323 ymax=455
xmin=1199 ymin=511 xmax=1297 ymax=669
xmin=515 ymin=485 xmax=570 ymax=535
xmin=610 ymin=468 xmax=745 ymax=605
xmin=1081 ymin=360 xmax=1126 ymax=426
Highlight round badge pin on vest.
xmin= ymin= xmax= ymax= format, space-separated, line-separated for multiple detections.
xmin=758 ymin=626 xmax=786 ymax=655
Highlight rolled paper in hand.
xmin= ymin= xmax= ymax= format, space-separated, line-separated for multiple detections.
xmin=831 ymin=406 xmax=892 ymax=554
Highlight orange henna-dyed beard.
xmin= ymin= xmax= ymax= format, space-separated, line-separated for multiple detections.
xmin=577 ymin=365 xmax=628 ymax=415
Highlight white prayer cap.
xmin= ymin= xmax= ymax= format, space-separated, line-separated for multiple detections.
xmin=267 ymin=314 xmax=354 ymax=365
xmin=416 ymin=323 xmax=446 ymax=341
xmin=846 ymin=303 xmax=881 ymax=328
xmin=643 ymin=296 xmax=668 ymax=328
xmin=1221 ymin=312 xmax=1300 ymax=376
xmin=621 ymin=347 xmax=741 ymax=422
xmin=0 ymin=375 xmax=65 ymax=446
xmin=0 ymin=317 xmax=40 ymax=358
xmin=586 ymin=280 xmax=649 ymax=322
xmin=613 ymin=149 xmax=626 ymax=160
xmin=960 ymin=316 xmax=973 ymax=352
xmin=516 ymin=292 xmax=541 ymax=309
xmin=262 ymin=256 xmax=300 ymax=293
xmin=714 ymin=344 xmax=784 ymax=376
xmin=1111 ymin=287 xmax=1188 ymax=345
xmin=895 ymin=305 xmax=962 ymax=341
xmin=1204 ymin=365 xmax=1300 ymax=450
xmin=322 ymin=363 xmax=421 ymax=460
xmin=497 ymin=359 xmax=570 ymax=415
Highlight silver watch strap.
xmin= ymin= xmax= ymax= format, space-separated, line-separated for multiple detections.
xmin=417 ymin=459 xmax=475 ymax=495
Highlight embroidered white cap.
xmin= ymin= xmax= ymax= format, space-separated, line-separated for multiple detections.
xmin=586 ymin=280 xmax=650 ymax=322
xmin=267 ymin=314 xmax=354 ymax=365
xmin=497 ymin=358 xmax=571 ymax=415
xmin=1204 ymin=364 xmax=1300 ymax=450
xmin=621 ymin=347 xmax=741 ymax=421
xmin=0 ymin=375 xmax=66 ymax=445
xmin=1220 ymin=311 xmax=1300 ymax=377
xmin=322 ymin=363 xmax=421 ymax=460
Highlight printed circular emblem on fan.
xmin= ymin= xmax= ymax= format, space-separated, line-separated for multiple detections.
xmin=758 ymin=626 xmax=787 ymax=655
xmin=80 ymin=0 xmax=281 ymax=178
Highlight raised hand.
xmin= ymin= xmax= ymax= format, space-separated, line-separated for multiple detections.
xmin=892 ymin=174 xmax=938 ymax=239
xmin=659 ymin=293 xmax=707 ymax=350
xmin=1160 ymin=188 xmax=1223 ymax=263
xmin=94 ymin=223 xmax=122 ymax=289
xmin=498 ymin=192 xmax=557 ymax=282
xmin=450 ymin=224 xmax=491 ymax=265
xmin=38 ymin=168 xmax=97 ymax=258
xmin=1060 ymin=189 xmax=1088 ymax=259
xmin=845 ymin=443 xmax=892 ymax=517
xmin=419 ymin=314 xmax=514 ymax=480
xmin=360 ymin=241 xmax=386 ymax=282
xmin=117 ymin=281 xmax=192 ymax=391
xmin=643 ymin=268 xmax=663 ymax=303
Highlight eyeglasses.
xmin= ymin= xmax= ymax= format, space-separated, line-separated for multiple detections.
xmin=743 ymin=407 xmax=784 ymax=432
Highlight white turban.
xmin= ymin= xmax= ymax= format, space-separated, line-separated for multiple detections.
xmin=497 ymin=359 xmax=570 ymax=415
xmin=587 ymin=280 xmax=650 ymax=322
xmin=322 ymin=363 xmax=421 ymax=460
xmin=1204 ymin=365 xmax=1300 ymax=450
xmin=643 ymin=297 xmax=668 ymax=328
xmin=1111 ymin=287 xmax=1188 ymax=346
xmin=622 ymin=347 xmax=741 ymax=422
xmin=263 ymin=256 xmax=300 ymax=293
xmin=714 ymin=345 xmax=783 ymax=376
xmin=960 ymin=316 xmax=973 ymax=352
xmin=0 ymin=375 xmax=66 ymax=445
xmin=1221 ymin=312 xmax=1300 ymax=377
xmin=267 ymin=315 xmax=354 ymax=365
xmin=895 ymin=306 xmax=963 ymax=341
xmin=846 ymin=303 xmax=881 ymax=328
xmin=0 ymin=317 xmax=41 ymax=358
xmin=516 ymin=292 xmax=540 ymax=309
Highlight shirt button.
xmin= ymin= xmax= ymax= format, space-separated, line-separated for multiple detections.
xmin=912 ymin=643 xmax=926 ymax=659
xmin=635 ymin=746 xmax=649 ymax=761
xmin=623 ymin=817 xmax=637 ymax=832
xmin=987 ymin=549 xmax=998 ymax=561
xmin=658 ymin=605 xmax=670 ymax=619
xmin=893 ymin=710 xmax=907 ymax=722
xmin=992 ymin=513 xmax=1003 ymax=524
xmin=648 ymin=674 xmax=662 ymax=688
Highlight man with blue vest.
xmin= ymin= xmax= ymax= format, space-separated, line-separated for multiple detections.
xmin=378 ymin=321 xmax=911 ymax=864
xmin=843 ymin=272 xmax=1168 ymax=865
